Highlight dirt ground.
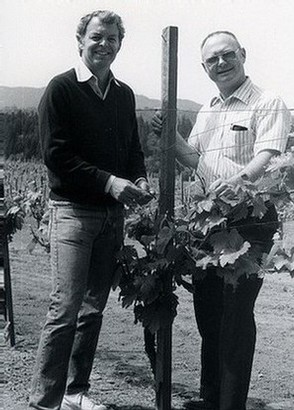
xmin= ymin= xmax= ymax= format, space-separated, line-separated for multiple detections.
xmin=2 ymin=223 xmax=294 ymax=410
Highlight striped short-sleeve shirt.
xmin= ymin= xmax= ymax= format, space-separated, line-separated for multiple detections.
xmin=188 ymin=77 xmax=291 ymax=189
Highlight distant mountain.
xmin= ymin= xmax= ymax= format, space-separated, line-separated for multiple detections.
xmin=0 ymin=86 xmax=45 ymax=111
xmin=135 ymin=94 xmax=202 ymax=113
xmin=0 ymin=86 xmax=202 ymax=117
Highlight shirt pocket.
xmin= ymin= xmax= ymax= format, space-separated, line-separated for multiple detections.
xmin=224 ymin=125 xmax=254 ymax=165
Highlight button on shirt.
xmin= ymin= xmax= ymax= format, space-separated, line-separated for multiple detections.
xmin=188 ymin=77 xmax=291 ymax=189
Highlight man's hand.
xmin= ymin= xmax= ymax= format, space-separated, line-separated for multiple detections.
xmin=109 ymin=177 xmax=154 ymax=206
xmin=151 ymin=110 xmax=163 ymax=136
xmin=209 ymin=178 xmax=237 ymax=199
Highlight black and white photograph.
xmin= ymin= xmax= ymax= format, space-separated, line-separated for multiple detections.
xmin=1 ymin=1 xmax=294 ymax=409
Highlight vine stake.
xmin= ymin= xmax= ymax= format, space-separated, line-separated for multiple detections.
xmin=155 ymin=25 xmax=178 ymax=410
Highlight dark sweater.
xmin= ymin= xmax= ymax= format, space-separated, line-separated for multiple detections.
xmin=38 ymin=69 xmax=147 ymax=205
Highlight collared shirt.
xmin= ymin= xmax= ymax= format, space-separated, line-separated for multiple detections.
xmin=188 ymin=77 xmax=291 ymax=189
xmin=75 ymin=58 xmax=120 ymax=100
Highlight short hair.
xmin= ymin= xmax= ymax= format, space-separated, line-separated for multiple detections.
xmin=201 ymin=31 xmax=241 ymax=50
xmin=76 ymin=10 xmax=125 ymax=46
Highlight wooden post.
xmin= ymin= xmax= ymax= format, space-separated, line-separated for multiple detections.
xmin=156 ymin=26 xmax=178 ymax=410
xmin=159 ymin=26 xmax=178 ymax=218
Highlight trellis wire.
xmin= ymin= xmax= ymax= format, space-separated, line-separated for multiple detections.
xmin=3 ymin=103 xmax=294 ymax=227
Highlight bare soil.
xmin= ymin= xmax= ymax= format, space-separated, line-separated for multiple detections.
xmin=2 ymin=224 xmax=294 ymax=410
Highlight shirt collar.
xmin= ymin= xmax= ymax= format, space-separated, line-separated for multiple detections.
xmin=210 ymin=77 xmax=253 ymax=107
xmin=74 ymin=58 xmax=120 ymax=87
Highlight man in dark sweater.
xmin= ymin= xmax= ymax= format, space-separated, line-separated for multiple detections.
xmin=29 ymin=10 xmax=152 ymax=410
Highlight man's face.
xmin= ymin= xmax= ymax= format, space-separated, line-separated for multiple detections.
xmin=201 ymin=33 xmax=246 ymax=94
xmin=79 ymin=17 xmax=121 ymax=73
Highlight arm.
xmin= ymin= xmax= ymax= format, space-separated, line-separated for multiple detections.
xmin=210 ymin=149 xmax=277 ymax=196
xmin=176 ymin=131 xmax=200 ymax=169
xmin=228 ymin=149 xmax=277 ymax=184
xmin=152 ymin=112 xmax=200 ymax=169
xmin=210 ymin=95 xmax=291 ymax=196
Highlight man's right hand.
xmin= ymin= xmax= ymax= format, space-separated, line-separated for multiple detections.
xmin=109 ymin=177 xmax=153 ymax=206
xmin=151 ymin=111 xmax=163 ymax=135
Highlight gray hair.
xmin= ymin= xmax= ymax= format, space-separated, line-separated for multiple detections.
xmin=76 ymin=10 xmax=125 ymax=52
xmin=201 ymin=31 xmax=241 ymax=50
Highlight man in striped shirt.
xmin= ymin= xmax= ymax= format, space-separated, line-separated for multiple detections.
xmin=153 ymin=31 xmax=291 ymax=410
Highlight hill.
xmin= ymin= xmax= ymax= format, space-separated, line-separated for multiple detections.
xmin=0 ymin=87 xmax=45 ymax=111
xmin=0 ymin=86 xmax=201 ymax=119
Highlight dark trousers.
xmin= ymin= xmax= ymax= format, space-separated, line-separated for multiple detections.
xmin=193 ymin=204 xmax=278 ymax=410
xmin=193 ymin=273 xmax=262 ymax=410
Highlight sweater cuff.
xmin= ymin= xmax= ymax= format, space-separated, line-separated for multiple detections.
xmin=105 ymin=175 xmax=116 ymax=193
xmin=134 ymin=177 xmax=147 ymax=186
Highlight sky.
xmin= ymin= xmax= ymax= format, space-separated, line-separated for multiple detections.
xmin=2 ymin=0 xmax=294 ymax=107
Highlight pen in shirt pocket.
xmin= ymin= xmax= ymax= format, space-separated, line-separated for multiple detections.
xmin=230 ymin=124 xmax=248 ymax=131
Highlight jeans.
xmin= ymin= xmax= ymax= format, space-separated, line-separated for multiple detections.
xmin=29 ymin=201 xmax=124 ymax=410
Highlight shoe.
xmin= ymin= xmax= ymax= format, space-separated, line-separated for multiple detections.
xmin=184 ymin=399 xmax=219 ymax=410
xmin=60 ymin=392 xmax=107 ymax=410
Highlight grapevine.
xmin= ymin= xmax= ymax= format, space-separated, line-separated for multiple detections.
xmin=116 ymin=150 xmax=294 ymax=340
xmin=4 ymin=160 xmax=49 ymax=251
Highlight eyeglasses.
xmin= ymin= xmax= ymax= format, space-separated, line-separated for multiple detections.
xmin=203 ymin=47 xmax=241 ymax=67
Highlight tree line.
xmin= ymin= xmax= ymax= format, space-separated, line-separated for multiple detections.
xmin=2 ymin=109 xmax=195 ymax=175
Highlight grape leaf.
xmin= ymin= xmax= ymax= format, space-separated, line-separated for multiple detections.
xmin=112 ymin=264 xmax=124 ymax=291
xmin=266 ymin=151 xmax=294 ymax=172
xmin=140 ymin=235 xmax=155 ymax=247
xmin=216 ymin=200 xmax=232 ymax=216
xmin=273 ymin=253 xmax=294 ymax=274
xmin=194 ymin=214 xmax=227 ymax=235
xmin=231 ymin=254 xmax=260 ymax=276
xmin=133 ymin=293 xmax=178 ymax=334
xmin=196 ymin=254 xmax=219 ymax=269
xmin=136 ymin=275 xmax=161 ymax=304
xmin=284 ymin=168 xmax=294 ymax=191
xmin=208 ymin=229 xmax=251 ymax=267
xmin=121 ymin=290 xmax=138 ymax=308
xmin=228 ymin=202 xmax=249 ymax=223
xmin=165 ymin=245 xmax=179 ymax=263
xmin=258 ymin=173 xmax=281 ymax=193
xmin=175 ymin=224 xmax=189 ymax=233
xmin=219 ymin=241 xmax=251 ymax=267
xmin=196 ymin=198 xmax=215 ymax=213
xmin=218 ymin=195 xmax=241 ymax=207
xmin=173 ymin=253 xmax=197 ymax=277
xmin=146 ymin=259 xmax=168 ymax=271
xmin=251 ymin=195 xmax=268 ymax=218
xmin=117 ymin=245 xmax=138 ymax=264
xmin=210 ymin=229 xmax=244 ymax=253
